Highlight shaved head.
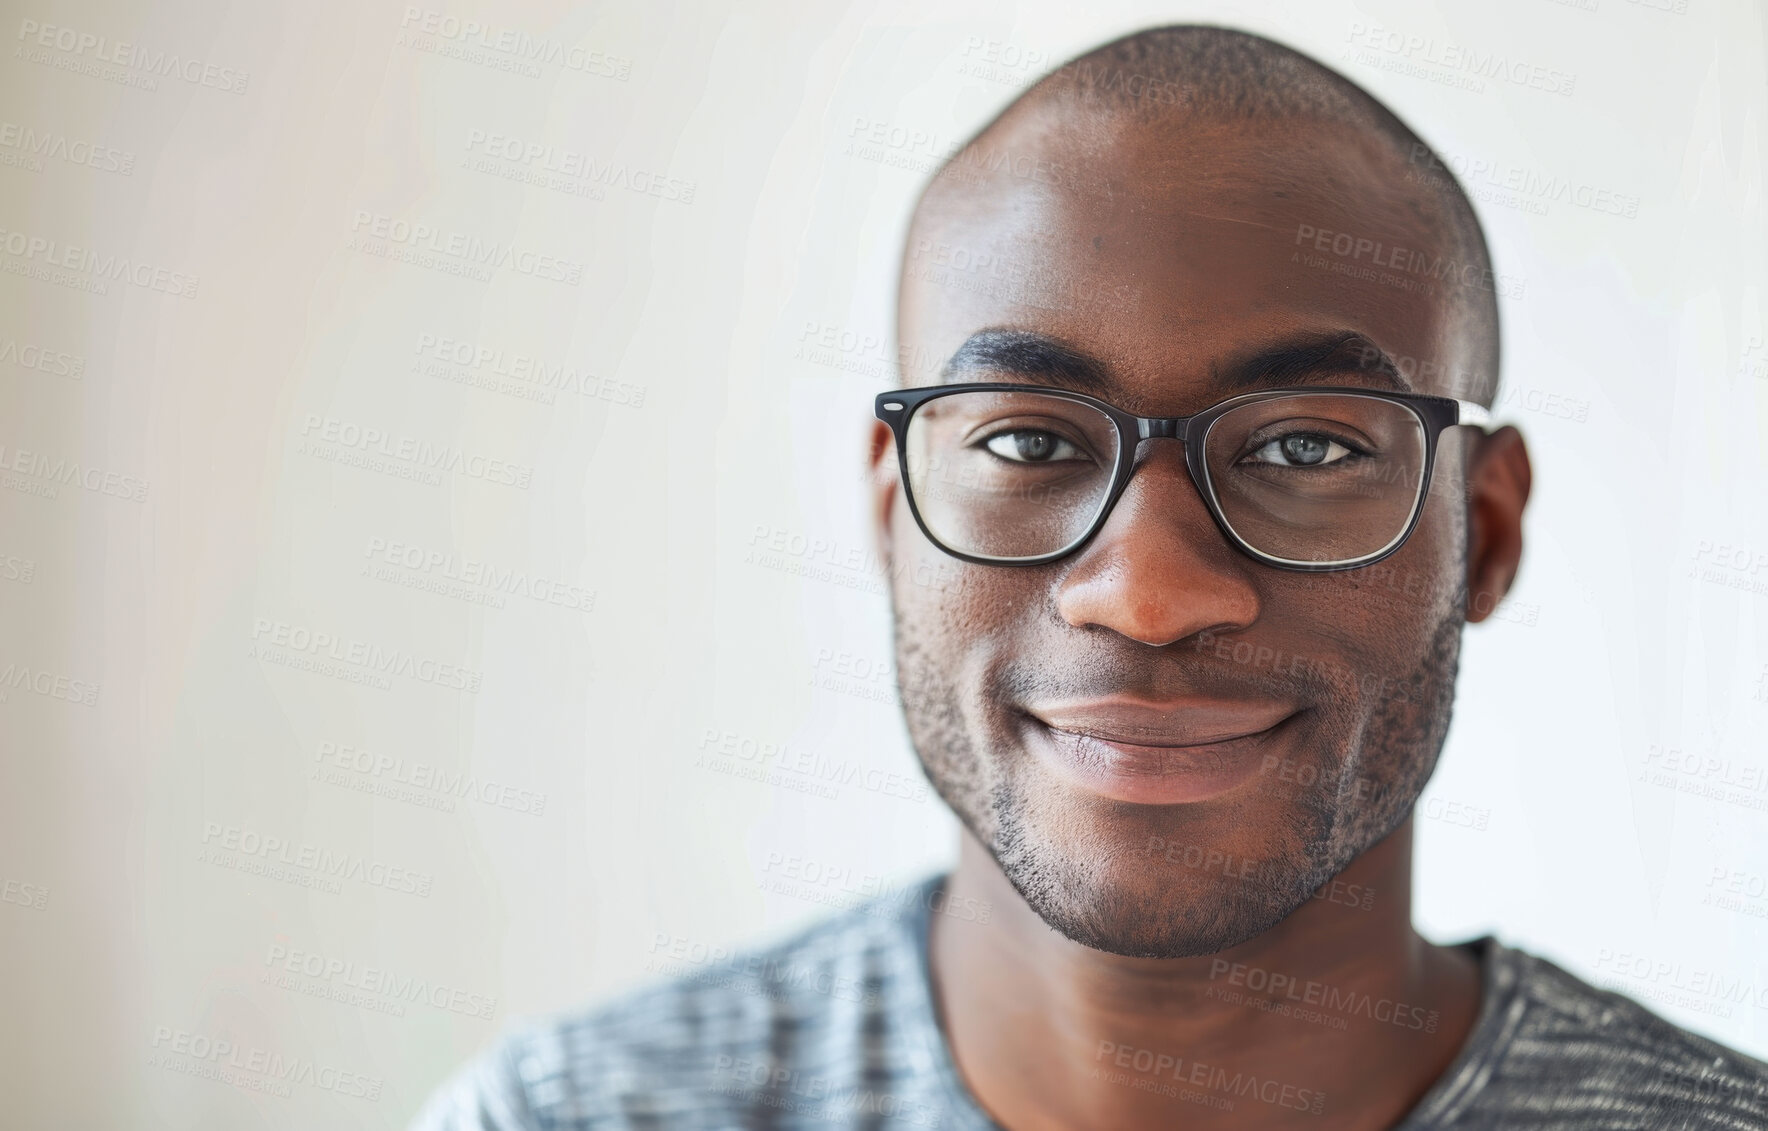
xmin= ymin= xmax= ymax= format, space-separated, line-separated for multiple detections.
xmin=902 ymin=24 xmax=1500 ymax=404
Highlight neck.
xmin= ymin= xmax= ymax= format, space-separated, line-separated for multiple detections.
xmin=928 ymin=818 xmax=1481 ymax=1131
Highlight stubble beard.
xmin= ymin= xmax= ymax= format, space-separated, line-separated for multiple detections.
xmin=891 ymin=607 xmax=1462 ymax=958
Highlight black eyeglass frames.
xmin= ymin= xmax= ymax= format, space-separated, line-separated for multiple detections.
xmin=873 ymin=383 xmax=1492 ymax=573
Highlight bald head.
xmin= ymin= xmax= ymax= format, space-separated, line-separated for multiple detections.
xmin=901 ymin=25 xmax=1500 ymax=404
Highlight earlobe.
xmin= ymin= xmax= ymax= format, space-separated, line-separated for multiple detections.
xmin=1462 ymin=426 xmax=1532 ymax=624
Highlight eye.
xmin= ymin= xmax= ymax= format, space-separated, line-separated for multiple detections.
xmin=1244 ymin=433 xmax=1357 ymax=468
xmin=983 ymin=430 xmax=1084 ymax=463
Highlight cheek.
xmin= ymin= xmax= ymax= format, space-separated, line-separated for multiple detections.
xmin=887 ymin=528 xmax=1055 ymax=703
xmin=1262 ymin=507 xmax=1462 ymax=689
xmin=1342 ymin=534 xmax=1462 ymax=681
xmin=887 ymin=507 xmax=951 ymax=617
xmin=1397 ymin=476 xmax=1470 ymax=618
xmin=889 ymin=491 xmax=1034 ymax=623
xmin=893 ymin=555 xmax=1044 ymax=646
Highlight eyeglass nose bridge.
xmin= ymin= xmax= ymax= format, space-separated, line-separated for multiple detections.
xmin=1133 ymin=415 xmax=1190 ymax=441
xmin=1118 ymin=415 xmax=1214 ymax=520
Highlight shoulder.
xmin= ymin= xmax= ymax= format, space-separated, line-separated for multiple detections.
xmin=407 ymin=876 xmax=950 ymax=1130
xmin=1442 ymin=940 xmax=1768 ymax=1129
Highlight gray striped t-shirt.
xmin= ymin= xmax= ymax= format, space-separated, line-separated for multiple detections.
xmin=411 ymin=873 xmax=1768 ymax=1129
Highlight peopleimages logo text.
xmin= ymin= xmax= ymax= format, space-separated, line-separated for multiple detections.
xmin=1293 ymin=223 xmax=1525 ymax=298
xmin=349 ymin=211 xmax=584 ymax=284
xmin=298 ymin=415 xmax=533 ymax=488
xmin=251 ymin=618 xmax=483 ymax=693
xmin=16 ymin=20 xmax=250 ymax=93
xmin=200 ymin=822 xmax=434 ymax=897
xmin=0 ymin=227 xmax=198 ymax=297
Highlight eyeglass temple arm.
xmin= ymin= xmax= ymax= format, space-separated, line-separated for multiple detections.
xmin=1453 ymin=399 xmax=1492 ymax=428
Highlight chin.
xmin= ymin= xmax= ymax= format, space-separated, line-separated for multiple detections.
xmin=1008 ymin=848 xmax=1307 ymax=958
xmin=972 ymin=769 xmax=1344 ymax=958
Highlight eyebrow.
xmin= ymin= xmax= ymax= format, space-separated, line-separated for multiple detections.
xmin=939 ymin=328 xmax=1414 ymax=397
xmin=941 ymin=329 xmax=1116 ymax=394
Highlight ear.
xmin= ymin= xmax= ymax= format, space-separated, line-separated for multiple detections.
xmin=1462 ymin=425 xmax=1532 ymax=624
xmin=867 ymin=419 xmax=899 ymax=566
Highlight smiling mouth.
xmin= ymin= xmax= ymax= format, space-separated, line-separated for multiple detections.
xmin=1044 ymin=719 xmax=1290 ymax=761
xmin=1019 ymin=701 xmax=1301 ymax=805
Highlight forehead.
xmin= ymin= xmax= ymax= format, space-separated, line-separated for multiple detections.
xmin=899 ymin=108 xmax=1465 ymax=409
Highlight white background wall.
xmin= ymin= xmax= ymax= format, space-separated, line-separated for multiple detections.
xmin=1 ymin=0 xmax=1765 ymax=1125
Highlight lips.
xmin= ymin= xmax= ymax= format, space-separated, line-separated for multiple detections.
xmin=1023 ymin=696 xmax=1299 ymax=805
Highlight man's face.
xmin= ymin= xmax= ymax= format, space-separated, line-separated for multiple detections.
xmin=877 ymin=107 xmax=1480 ymax=958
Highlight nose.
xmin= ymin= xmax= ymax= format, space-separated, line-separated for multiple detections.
xmin=1054 ymin=441 xmax=1261 ymax=647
